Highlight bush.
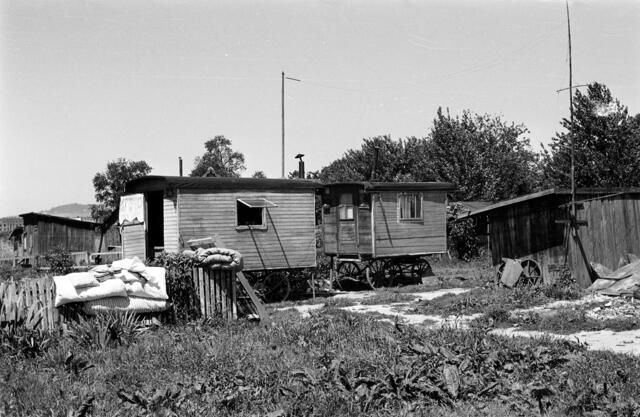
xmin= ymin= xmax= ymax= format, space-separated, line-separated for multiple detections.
xmin=447 ymin=203 xmax=479 ymax=261
xmin=44 ymin=247 xmax=74 ymax=275
xmin=151 ymin=252 xmax=201 ymax=322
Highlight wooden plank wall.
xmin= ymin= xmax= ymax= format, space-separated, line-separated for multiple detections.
xmin=571 ymin=193 xmax=640 ymax=286
xmin=357 ymin=207 xmax=372 ymax=255
xmin=373 ymin=190 xmax=447 ymax=257
xmin=163 ymin=195 xmax=179 ymax=253
xmin=322 ymin=207 xmax=338 ymax=255
xmin=178 ymin=191 xmax=316 ymax=271
xmin=121 ymin=222 xmax=146 ymax=260
xmin=191 ymin=267 xmax=237 ymax=320
xmin=0 ymin=277 xmax=60 ymax=330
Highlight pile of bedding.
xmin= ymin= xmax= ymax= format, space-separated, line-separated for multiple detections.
xmin=53 ymin=257 xmax=170 ymax=315
xmin=182 ymin=247 xmax=243 ymax=270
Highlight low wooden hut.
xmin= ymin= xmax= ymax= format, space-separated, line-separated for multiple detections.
xmin=463 ymin=188 xmax=640 ymax=287
xmin=12 ymin=212 xmax=120 ymax=266
xmin=121 ymin=176 xmax=321 ymax=272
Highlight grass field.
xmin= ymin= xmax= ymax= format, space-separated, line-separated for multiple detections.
xmin=3 ymin=256 xmax=640 ymax=416
xmin=2 ymin=307 xmax=640 ymax=417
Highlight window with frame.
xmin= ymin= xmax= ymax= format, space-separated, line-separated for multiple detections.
xmin=338 ymin=193 xmax=355 ymax=221
xmin=236 ymin=198 xmax=277 ymax=228
xmin=398 ymin=192 xmax=423 ymax=221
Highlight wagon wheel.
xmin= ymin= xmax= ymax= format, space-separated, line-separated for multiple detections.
xmin=337 ymin=261 xmax=362 ymax=279
xmin=260 ymin=271 xmax=291 ymax=303
xmin=385 ymin=262 xmax=404 ymax=287
xmin=411 ymin=258 xmax=433 ymax=283
xmin=367 ymin=259 xmax=386 ymax=288
xmin=518 ymin=259 xmax=542 ymax=287
xmin=495 ymin=260 xmax=507 ymax=285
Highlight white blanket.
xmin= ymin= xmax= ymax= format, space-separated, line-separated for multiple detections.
xmin=54 ymin=276 xmax=127 ymax=307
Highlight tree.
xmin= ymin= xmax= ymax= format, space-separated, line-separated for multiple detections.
xmin=426 ymin=108 xmax=539 ymax=201
xmin=251 ymin=171 xmax=267 ymax=179
xmin=541 ymin=82 xmax=640 ymax=188
xmin=91 ymin=158 xmax=152 ymax=221
xmin=191 ymin=136 xmax=246 ymax=177
xmin=319 ymin=136 xmax=434 ymax=183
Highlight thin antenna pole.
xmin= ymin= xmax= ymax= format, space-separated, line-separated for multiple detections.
xmin=281 ymin=71 xmax=285 ymax=178
xmin=566 ymin=0 xmax=576 ymax=222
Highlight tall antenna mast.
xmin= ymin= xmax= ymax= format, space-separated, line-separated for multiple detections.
xmin=566 ymin=0 xmax=576 ymax=223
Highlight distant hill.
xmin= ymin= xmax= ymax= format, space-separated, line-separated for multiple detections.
xmin=41 ymin=203 xmax=93 ymax=220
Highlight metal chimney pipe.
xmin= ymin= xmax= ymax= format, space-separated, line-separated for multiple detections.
xmin=179 ymin=157 xmax=183 ymax=176
xmin=298 ymin=160 xmax=305 ymax=179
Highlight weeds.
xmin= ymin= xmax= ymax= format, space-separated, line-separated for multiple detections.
xmin=65 ymin=311 xmax=147 ymax=349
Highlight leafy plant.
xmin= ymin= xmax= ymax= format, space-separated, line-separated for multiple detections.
xmin=65 ymin=311 xmax=146 ymax=349
xmin=0 ymin=296 xmax=52 ymax=358
xmin=447 ymin=203 xmax=479 ymax=261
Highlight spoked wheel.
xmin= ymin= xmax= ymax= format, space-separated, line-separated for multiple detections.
xmin=385 ymin=262 xmax=404 ymax=287
xmin=411 ymin=258 xmax=433 ymax=283
xmin=495 ymin=260 xmax=507 ymax=284
xmin=518 ymin=259 xmax=542 ymax=287
xmin=337 ymin=261 xmax=362 ymax=279
xmin=367 ymin=259 xmax=386 ymax=288
xmin=259 ymin=271 xmax=291 ymax=303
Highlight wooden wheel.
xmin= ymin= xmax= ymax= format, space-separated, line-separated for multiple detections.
xmin=411 ymin=258 xmax=433 ymax=283
xmin=367 ymin=259 xmax=386 ymax=288
xmin=518 ymin=259 xmax=542 ymax=287
xmin=385 ymin=262 xmax=404 ymax=287
xmin=259 ymin=271 xmax=291 ymax=303
xmin=337 ymin=261 xmax=362 ymax=279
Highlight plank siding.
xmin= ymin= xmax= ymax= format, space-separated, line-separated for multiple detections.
xmin=121 ymin=223 xmax=146 ymax=260
xmin=373 ymin=190 xmax=447 ymax=257
xmin=322 ymin=207 xmax=338 ymax=255
xmin=178 ymin=191 xmax=316 ymax=271
xmin=163 ymin=195 xmax=179 ymax=252
xmin=357 ymin=207 xmax=372 ymax=254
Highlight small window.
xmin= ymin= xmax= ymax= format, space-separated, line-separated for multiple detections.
xmin=236 ymin=198 xmax=277 ymax=228
xmin=338 ymin=193 xmax=354 ymax=221
xmin=398 ymin=192 xmax=423 ymax=221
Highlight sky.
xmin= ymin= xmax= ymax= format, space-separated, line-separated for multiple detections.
xmin=1 ymin=0 xmax=638 ymax=217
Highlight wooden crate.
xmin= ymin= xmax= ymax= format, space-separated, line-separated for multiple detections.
xmin=191 ymin=267 xmax=237 ymax=320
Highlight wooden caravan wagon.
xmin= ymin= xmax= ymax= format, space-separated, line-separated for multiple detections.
xmin=120 ymin=176 xmax=321 ymax=302
xmin=321 ymin=182 xmax=455 ymax=287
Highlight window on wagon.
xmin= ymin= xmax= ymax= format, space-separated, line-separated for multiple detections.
xmin=398 ymin=192 xmax=422 ymax=221
xmin=236 ymin=198 xmax=277 ymax=227
xmin=338 ymin=193 xmax=355 ymax=221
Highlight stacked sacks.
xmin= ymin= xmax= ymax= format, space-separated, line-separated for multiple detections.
xmin=182 ymin=247 xmax=243 ymax=271
xmin=53 ymin=257 xmax=170 ymax=314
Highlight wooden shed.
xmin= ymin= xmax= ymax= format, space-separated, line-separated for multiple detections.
xmin=12 ymin=212 xmax=120 ymax=266
xmin=463 ymin=188 xmax=640 ymax=288
xmin=121 ymin=176 xmax=321 ymax=272
xmin=321 ymin=182 xmax=454 ymax=286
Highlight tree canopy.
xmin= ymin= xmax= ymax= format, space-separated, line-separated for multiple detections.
xmin=426 ymin=108 xmax=539 ymax=201
xmin=318 ymin=136 xmax=433 ymax=183
xmin=190 ymin=136 xmax=246 ymax=177
xmin=318 ymin=110 xmax=538 ymax=202
xmin=541 ymin=82 xmax=640 ymax=188
xmin=91 ymin=158 xmax=152 ymax=221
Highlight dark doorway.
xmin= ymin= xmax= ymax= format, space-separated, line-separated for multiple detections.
xmin=146 ymin=191 xmax=164 ymax=259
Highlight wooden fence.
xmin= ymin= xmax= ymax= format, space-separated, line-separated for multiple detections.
xmin=0 ymin=277 xmax=60 ymax=330
xmin=191 ymin=267 xmax=237 ymax=320
xmin=0 ymin=267 xmax=239 ymax=330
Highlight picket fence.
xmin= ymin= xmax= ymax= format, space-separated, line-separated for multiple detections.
xmin=0 ymin=277 xmax=60 ymax=330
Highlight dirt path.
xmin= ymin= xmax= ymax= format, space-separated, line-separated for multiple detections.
xmin=279 ymin=288 xmax=640 ymax=356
